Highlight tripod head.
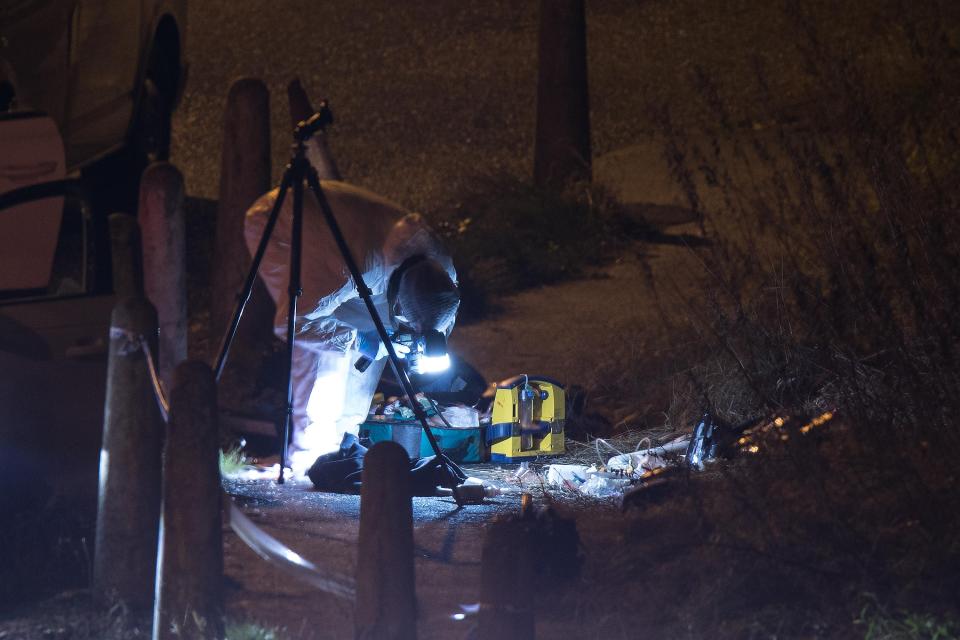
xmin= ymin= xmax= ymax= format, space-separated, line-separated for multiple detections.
xmin=293 ymin=100 xmax=334 ymax=142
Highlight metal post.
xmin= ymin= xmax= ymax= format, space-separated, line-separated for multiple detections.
xmin=278 ymin=148 xmax=309 ymax=483
xmin=153 ymin=361 xmax=223 ymax=640
xmin=139 ymin=162 xmax=187 ymax=387
xmin=355 ymin=441 xmax=417 ymax=640
xmin=93 ymin=296 xmax=163 ymax=611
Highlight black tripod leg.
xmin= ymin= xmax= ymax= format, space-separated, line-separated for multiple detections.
xmin=213 ymin=170 xmax=293 ymax=381
xmin=278 ymin=162 xmax=308 ymax=484
xmin=303 ymin=169 xmax=466 ymax=489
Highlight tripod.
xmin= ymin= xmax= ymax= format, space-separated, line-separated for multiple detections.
xmin=214 ymin=106 xmax=466 ymax=489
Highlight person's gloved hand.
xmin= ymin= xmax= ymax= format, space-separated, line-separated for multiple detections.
xmin=356 ymin=331 xmax=388 ymax=361
xmin=392 ymin=340 xmax=411 ymax=358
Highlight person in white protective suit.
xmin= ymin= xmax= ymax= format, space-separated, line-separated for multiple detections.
xmin=244 ymin=176 xmax=460 ymax=475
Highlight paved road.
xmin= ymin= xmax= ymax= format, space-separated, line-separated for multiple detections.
xmin=168 ymin=0 xmax=912 ymax=210
xmin=171 ymin=0 xmax=543 ymax=209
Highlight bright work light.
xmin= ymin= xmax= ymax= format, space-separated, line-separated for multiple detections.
xmin=408 ymin=329 xmax=450 ymax=374
xmin=412 ymin=352 xmax=451 ymax=374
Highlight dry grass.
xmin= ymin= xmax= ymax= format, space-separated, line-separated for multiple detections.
xmin=562 ymin=426 xmax=680 ymax=467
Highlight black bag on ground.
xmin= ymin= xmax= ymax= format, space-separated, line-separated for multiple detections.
xmin=306 ymin=433 xmax=464 ymax=496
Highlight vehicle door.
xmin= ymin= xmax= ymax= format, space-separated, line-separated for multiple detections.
xmin=0 ymin=113 xmax=114 ymax=494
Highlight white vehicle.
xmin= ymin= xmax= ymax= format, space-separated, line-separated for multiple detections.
xmin=0 ymin=1 xmax=187 ymax=495
xmin=1 ymin=0 xmax=187 ymax=172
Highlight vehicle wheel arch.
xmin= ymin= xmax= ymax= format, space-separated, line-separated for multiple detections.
xmin=0 ymin=58 xmax=18 ymax=112
xmin=140 ymin=13 xmax=183 ymax=113
xmin=124 ymin=12 xmax=183 ymax=162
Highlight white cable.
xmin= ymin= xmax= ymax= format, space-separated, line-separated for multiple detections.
xmin=109 ymin=327 xmax=169 ymax=422
xmin=593 ymin=437 xmax=629 ymax=468
xmin=138 ymin=334 xmax=170 ymax=423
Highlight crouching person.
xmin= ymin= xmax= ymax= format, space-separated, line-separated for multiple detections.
xmin=244 ymin=180 xmax=460 ymax=475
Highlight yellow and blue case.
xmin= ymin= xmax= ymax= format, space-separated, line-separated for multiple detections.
xmin=487 ymin=375 xmax=566 ymax=462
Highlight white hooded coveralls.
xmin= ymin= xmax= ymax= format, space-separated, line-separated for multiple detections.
xmin=244 ymin=181 xmax=456 ymax=469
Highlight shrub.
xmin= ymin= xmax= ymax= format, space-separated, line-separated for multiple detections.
xmin=429 ymin=173 xmax=645 ymax=320
xmin=639 ymin=1 xmax=960 ymax=627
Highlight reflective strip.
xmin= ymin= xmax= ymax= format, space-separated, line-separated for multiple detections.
xmin=109 ymin=325 xmax=141 ymax=356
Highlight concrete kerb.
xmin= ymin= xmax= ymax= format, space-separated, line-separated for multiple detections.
xmin=592 ymin=128 xmax=866 ymax=233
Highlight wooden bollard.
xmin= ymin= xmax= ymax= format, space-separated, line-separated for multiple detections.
xmin=210 ymin=77 xmax=274 ymax=356
xmin=533 ymin=0 xmax=592 ymax=188
xmin=139 ymin=162 xmax=187 ymax=388
xmin=153 ymin=361 xmax=223 ymax=640
xmin=109 ymin=212 xmax=145 ymax=297
xmin=478 ymin=518 xmax=536 ymax=640
xmin=93 ymin=296 xmax=163 ymax=610
xmin=355 ymin=441 xmax=417 ymax=640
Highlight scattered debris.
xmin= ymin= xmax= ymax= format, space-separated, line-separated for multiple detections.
xmin=543 ymin=429 xmax=686 ymax=497
xmin=541 ymin=411 xmax=838 ymax=502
